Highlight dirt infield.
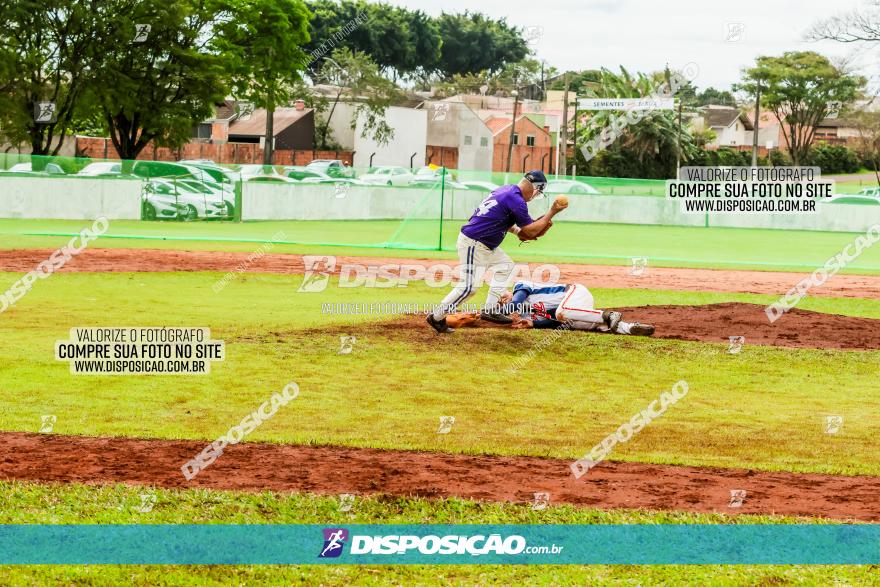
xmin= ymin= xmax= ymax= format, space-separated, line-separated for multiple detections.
xmin=374 ymin=302 xmax=880 ymax=350
xmin=1 ymin=432 xmax=879 ymax=521
xmin=1 ymin=247 xmax=879 ymax=298
xmin=617 ymin=303 xmax=880 ymax=349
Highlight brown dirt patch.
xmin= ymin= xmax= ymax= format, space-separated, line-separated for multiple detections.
xmin=361 ymin=303 xmax=880 ymax=351
xmin=1 ymin=247 xmax=878 ymax=298
xmin=611 ymin=303 xmax=880 ymax=350
xmin=1 ymin=432 xmax=879 ymax=521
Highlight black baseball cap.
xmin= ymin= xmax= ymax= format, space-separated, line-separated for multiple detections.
xmin=524 ymin=170 xmax=547 ymax=194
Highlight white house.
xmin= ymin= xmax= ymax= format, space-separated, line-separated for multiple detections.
xmin=316 ymin=101 xmax=427 ymax=168
xmin=423 ymin=101 xmax=494 ymax=171
xmin=701 ymin=105 xmax=754 ymax=148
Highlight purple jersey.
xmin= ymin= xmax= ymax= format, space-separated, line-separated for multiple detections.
xmin=460 ymin=184 xmax=535 ymax=249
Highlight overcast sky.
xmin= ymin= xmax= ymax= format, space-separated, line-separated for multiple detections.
xmin=386 ymin=0 xmax=880 ymax=93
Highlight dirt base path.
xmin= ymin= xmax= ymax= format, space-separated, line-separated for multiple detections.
xmin=0 ymin=247 xmax=878 ymax=298
xmin=1 ymin=432 xmax=879 ymax=521
xmin=388 ymin=302 xmax=880 ymax=350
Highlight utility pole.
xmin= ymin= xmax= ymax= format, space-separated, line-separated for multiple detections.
xmin=676 ymin=97 xmax=682 ymax=178
xmin=572 ymin=90 xmax=578 ymax=176
xmin=560 ymin=73 xmax=569 ymax=177
xmin=505 ymin=89 xmax=519 ymax=173
xmin=540 ymin=60 xmax=545 ymax=101
xmin=751 ymin=82 xmax=761 ymax=167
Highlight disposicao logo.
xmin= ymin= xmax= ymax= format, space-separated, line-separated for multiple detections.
xmin=317 ymin=531 xmax=546 ymax=557
xmin=319 ymin=528 xmax=349 ymax=558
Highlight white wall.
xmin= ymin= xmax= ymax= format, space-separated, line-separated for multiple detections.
xmin=457 ymin=107 xmax=494 ymax=171
xmin=712 ymin=122 xmax=750 ymax=147
xmin=0 ymin=177 xmax=143 ymax=219
xmin=353 ymin=106 xmax=427 ymax=169
xmin=1 ymin=135 xmax=77 ymax=157
xmin=425 ymin=101 xmax=494 ymax=171
xmin=318 ymin=102 xmax=356 ymax=150
xmin=242 ymin=182 xmax=880 ymax=233
xmin=3 ymin=176 xmax=871 ymax=234
xmin=242 ymin=182 xmax=439 ymax=221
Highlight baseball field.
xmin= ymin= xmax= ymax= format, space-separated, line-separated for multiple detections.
xmin=0 ymin=211 xmax=879 ymax=584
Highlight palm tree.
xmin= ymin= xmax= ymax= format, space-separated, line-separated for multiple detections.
xmin=577 ymin=67 xmax=699 ymax=175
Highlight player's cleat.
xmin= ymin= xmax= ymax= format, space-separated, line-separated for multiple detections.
xmin=602 ymin=310 xmax=622 ymax=332
xmin=629 ymin=323 xmax=655 ymax=336
xmin=426 ymin=314 xmax=454 ymax=334
xmin=480 ymin=310 xmax=514 ymax=324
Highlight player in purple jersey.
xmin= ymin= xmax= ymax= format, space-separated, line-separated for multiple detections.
xmin=427 ymin=170 xmax=566 ymax=333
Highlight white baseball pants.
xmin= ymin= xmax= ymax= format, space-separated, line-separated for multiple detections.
xmin=554 ymin=284 xmax=605 ymax=330
xmin=432 ymin=233 xmax=515 ymax=319
xmin=555 ymin=283 xmax=638 ymax=334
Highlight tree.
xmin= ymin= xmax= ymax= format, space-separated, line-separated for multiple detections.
xmin=806 ymin=143 xmax=861 ymax=174
xmin=429 ymin=58 xmax=551 ymax=100
xmin=495 ymin=59 xmax=552 ymax=94
xmin=86 ymin=0 xmax=232 ymax=163
xmin=0 ymin=0 xmax=99 ymax=159
xmin=548 ymin=70 xmax=601 ymax=95
xmin=314 ymin=48 xmax=403 ymax=150
xmin=694 ymin=87 xmax=737 ymax=107
xmin=808 ymin=1 xmax=880 ymax=43
xmin=429 ymin=71 xmax=491 ymax=99
xmin=400 ymin=9 xmax=442 ymax=83
xmin=738 ymin=51 xmax=864 ymax=166
xmin=218 ymin=0 xmax=311 ymax=164
xmin=435 ymin=12 xmax=528 ymax=77
xmin=576 ymin=67 xmax=700 ymax=178
xmin=304 ymin=0 xmax=374 ymax=76
xmin=305 ymin=4 xmax=523 ymax=80
xmin=850 ymin=110 xmax=880 ymax=184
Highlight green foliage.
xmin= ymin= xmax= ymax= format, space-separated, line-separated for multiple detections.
xmin=0 ymin=0 xmax=100 ymax=155
xmin=548 ymin=70 xmax=602 ymax=95
xmin=849 ymin=111 xmax=880 ymax=177
xmin=304 ymin=2 xmax=526 ymax=80
xmin=0 ymin=0 xmax=313 ymax=162
xmin=219 ymin=0 xmax=311 ymax=108
xmin=805 ymin=143 xmax=861 ymax=174
xmin=217 ymin=0 xmax=311 ymax=163
xmin=709 ymin=147 xmax=750 ymax=167
xmin=769 ymin=149 xmax=792 ymax=167
xmin=430 ymin=58 xmax=551 ymax=99
xmin=86 ymin=0 xmax=234 ymax=161
xmin=0 ymin=0 xmax=530 ymax=156
xmin=575 ymin=67 xmax=700 ymax=178
xmin=305 ymin=1 xmax=441 ymax=79
xmin=690 ymin=127 xmax=717 ymax=148
xmin=738 ymin=51 xmax=865 ymax=165
xmin=434 ymin=12 xmax=528 ymax=77
xmin=314 ymin=47 xmax=403 ymax=149
xmin=495 ymin=58 xmax=552 ymax=93
xmin=694 ymin=87 xmax=738 ymax=107
xmin=402 ymin=9 xmax=443 ymax=81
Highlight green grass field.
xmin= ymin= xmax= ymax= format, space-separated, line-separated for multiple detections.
xmin=3 ymin=218 xmax=880 ymax=273
xmin=2 ymin=219 xmax=879 ymax=584
xmin=0 ymin=481 xmax=874 ymax=586
xmin=1 ymin=273 xmax=879 ymax=476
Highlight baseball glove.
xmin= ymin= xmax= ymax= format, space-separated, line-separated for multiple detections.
xmin=444 ymin=312 xmax=481 ymax=328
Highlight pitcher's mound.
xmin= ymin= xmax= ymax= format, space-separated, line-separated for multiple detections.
xmin=445 ymin=302 xmax=880 ymax=350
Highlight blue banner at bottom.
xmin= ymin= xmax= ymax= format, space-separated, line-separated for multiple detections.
xmin=1 ymin=524 xmax=878 ymax=565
